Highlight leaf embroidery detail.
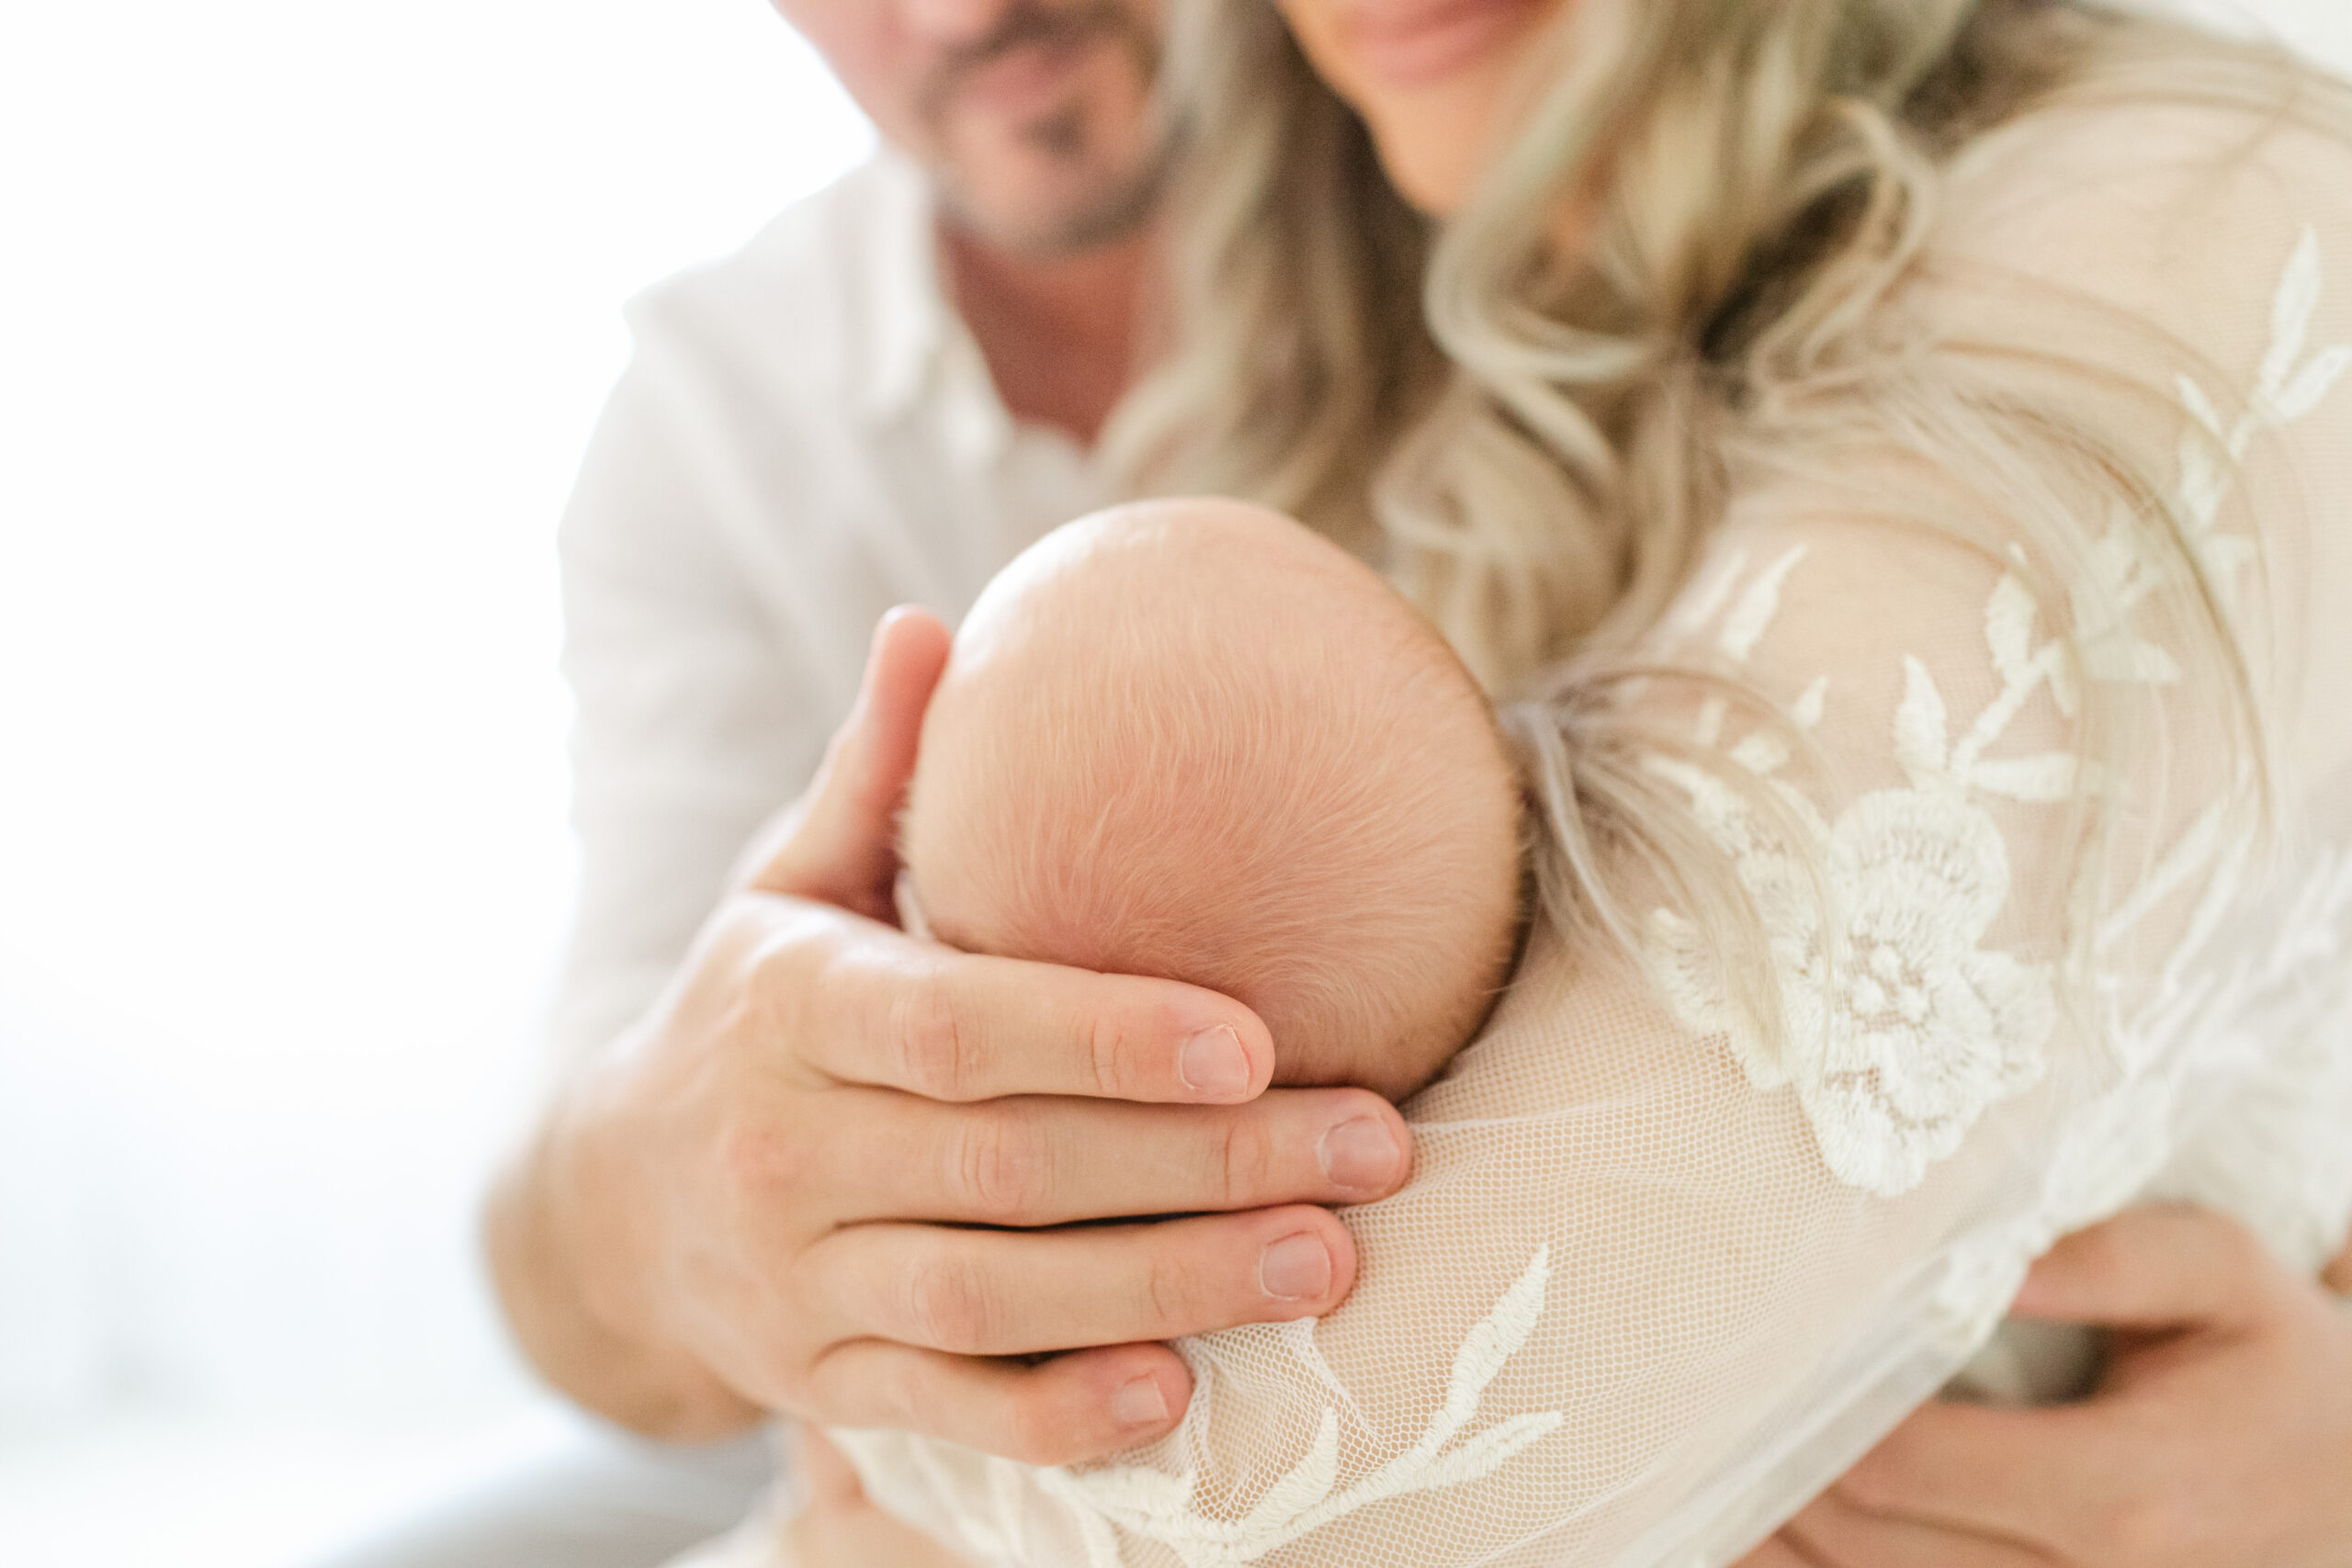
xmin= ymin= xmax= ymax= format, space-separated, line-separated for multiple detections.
xmin=1642 ymin=227 xmax=2349 ymax=1197
xmin=1043 ymin=1250 xmax=1564 ymax=1566
xmin=2177 ymin=228 xmax=2349 ymax=613
xmin=1719 ymin=545 xmax=1810 ymax=664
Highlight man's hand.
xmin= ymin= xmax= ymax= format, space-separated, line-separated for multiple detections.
xmin=488 ymin=608 xmax=1413 ymax=1464
xmin=784 ymin=1427 xmax=977 ymax=1568
xmin=1738 ymin=1204 xmax=2352 ymax=1568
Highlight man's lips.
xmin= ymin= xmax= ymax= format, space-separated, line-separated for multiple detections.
xmin=938 ymin=33 xmax=1108 ymax=125
xmin=1344 ymin=0 xmax=1550 ymax=90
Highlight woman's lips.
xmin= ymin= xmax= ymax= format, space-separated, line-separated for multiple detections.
xmin=1344 ymin=0 xmax=1549 ymax=90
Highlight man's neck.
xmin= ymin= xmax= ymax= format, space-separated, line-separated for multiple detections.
xmin=939 ymin=220 xmax=1152 ymax=451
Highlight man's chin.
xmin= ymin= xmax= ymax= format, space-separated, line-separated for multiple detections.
xmin=929 ymin=76 xmax=1169 ymax=254
xmin=935 ymin=152 xmax=1167 ymax=259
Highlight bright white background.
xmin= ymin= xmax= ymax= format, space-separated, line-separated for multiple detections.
xmin=0 ymin=4 xmax=868 ymax=1564
xmin=0 ymin=4 xmax=2344 ymax=1567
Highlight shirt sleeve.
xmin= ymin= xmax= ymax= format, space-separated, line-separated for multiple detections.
xmin=829 ymin=98 xmax=2352 ymax=1568
xmin=547 ymin=316 xmax=839 ymax=1071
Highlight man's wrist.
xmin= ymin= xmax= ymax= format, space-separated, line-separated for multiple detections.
xmin=485 ymin=1093 xmax=763 ymax=1440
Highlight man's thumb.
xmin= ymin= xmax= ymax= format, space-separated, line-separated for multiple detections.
xmin=741 ymin=606 xmax=952 ymax=915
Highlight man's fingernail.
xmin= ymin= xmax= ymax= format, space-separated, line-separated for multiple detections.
xmin=1112 ymin=1375 xmax=1170 ymax=1428
xmin=1259 ymin=1233 xmax=1334 ymax=1301
xmin=1179 ymin=1026 xmax=1250 ymax=1098
xmin=1317 ymin=1117 xmax=1404 ymax=1191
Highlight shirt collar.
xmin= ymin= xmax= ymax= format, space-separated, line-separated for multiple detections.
xmin=852 ymin=152 xmax=1018 ymax=471
xmin=855 ymin=150 xmax=945 ymax=427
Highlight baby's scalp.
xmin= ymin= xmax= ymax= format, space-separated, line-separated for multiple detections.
xmin=899 ymin=499 xmax=1523 ymax=1101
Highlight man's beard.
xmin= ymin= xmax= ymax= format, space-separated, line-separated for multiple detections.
xmin=917 ymin=1 xmax=1172 ymax=256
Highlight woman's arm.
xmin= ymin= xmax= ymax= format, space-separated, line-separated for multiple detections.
xmin=831 ymin=100 xmax=2352 ymax=1567
xmin=796 ymin=1206 xmax=2352 ymax=1568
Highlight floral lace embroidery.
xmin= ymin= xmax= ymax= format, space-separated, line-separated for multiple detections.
xmin=854 ymin=231 xmax=2350 ymax=1568
xmin=1036 ymin=1250 xmax=1564 ymax=1568
xmin=1645 ymin=559 xmax=2065 ymax=1197
xmin=1649 ymin=230 xmax=2346 ymax=1200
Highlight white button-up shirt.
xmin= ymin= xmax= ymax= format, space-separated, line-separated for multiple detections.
xmin=550 ymin=152 xmax=1109 ymax=1066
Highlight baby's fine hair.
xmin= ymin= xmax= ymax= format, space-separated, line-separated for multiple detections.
xmin=901 ymin=502 xmax=1523 ymax=1098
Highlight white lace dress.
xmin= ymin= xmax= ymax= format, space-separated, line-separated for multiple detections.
xmin=806 ymin=96 xmax=2352 ymax=1568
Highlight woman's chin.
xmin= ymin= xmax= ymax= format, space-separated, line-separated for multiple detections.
xmin=1283 ymin=0 xmax=1571 ymax=216
xmin=1363 ymin=108 xmax=1487 ymax=217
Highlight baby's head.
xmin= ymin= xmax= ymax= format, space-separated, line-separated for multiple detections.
xmin=899 ymin=500 xmax=1522 ymax=1101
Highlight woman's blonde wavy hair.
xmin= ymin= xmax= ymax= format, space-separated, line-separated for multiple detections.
xmin=1106 ymin=0 xmax=2351 ymax=1045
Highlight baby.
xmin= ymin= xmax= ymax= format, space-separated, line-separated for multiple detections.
xmin=899 ymin=497 xmax=1524 ymax=1102
xmin=665 ymin=501 xmax=1527 ymax=1568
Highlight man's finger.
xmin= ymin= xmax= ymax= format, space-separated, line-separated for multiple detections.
xmin=745 ymin=606 xmax=953 ymax=916
xmin=800 ymin=931 xmax=1274 ymax=1104
xmin=803 ymin=1339 xmax=1191 ymax=1468
xmin=821 ymin=1085 xmax=1411 ymax=1226
xmin=795 ymin=1425 xmax=868 ymax=1509
xmin=807 ymin=1206 xmax=1357 ymax=1356
xmin=2010 ymin=1202 xmax=2290 ymax=1332
xmin=1834 ymin=1400 xmax=2122 ymax=1551
xmin=1786 ymin=1487 xmax=2056 ymax=1568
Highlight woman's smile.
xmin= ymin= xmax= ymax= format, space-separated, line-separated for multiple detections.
xmin=1343 ymin=0 xmax=1557 ymax=89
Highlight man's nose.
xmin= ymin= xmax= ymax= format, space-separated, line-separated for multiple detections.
xmin=901 ymin=0 xmax=1025 ymax=48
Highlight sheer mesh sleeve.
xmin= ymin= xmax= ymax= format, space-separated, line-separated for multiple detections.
xmin=831 ymin=99 xmax=2352 ymax=1568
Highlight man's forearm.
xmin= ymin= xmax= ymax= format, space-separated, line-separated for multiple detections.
xmin=2328 ymin=1230 xmax=2352 ymax=1295
xmin=484 ymin=1098 xmax=763 ymax=1440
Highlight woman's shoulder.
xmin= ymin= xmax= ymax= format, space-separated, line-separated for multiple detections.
xmin=1928 ymin=61 xmax=2352 ymax=335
